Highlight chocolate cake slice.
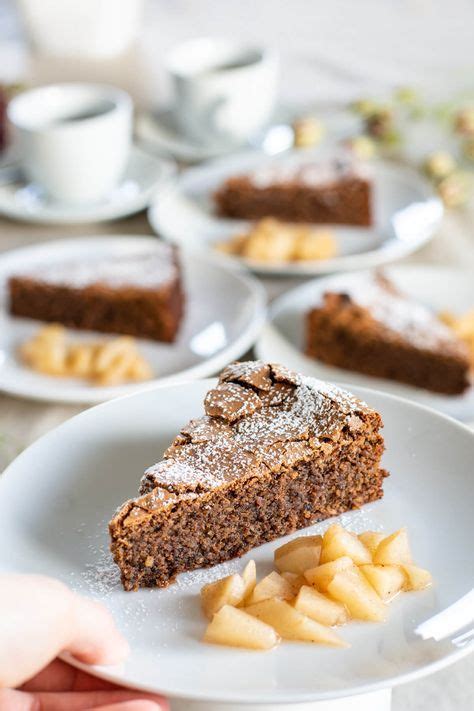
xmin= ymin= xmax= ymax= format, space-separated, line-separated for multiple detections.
xmin=110 ymin=361 xmax=388 ymax=591
xmin=214 ymin=154 xmax=372 ymax=226
xmin=8 ymin=244 xmax=184 ymax=343
xmin=306 ymin=274 xmax=471 ymax=395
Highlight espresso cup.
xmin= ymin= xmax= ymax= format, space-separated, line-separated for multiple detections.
xmin=166 ymin=37 xmax=279 ymax=147
xmin=8 ymin=83 xmax=132 ymax=204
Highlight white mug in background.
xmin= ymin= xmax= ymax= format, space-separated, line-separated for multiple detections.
xmin=166 ymin=37 xmax=279 ymax=147
xmin=8 ymin=83 xmax=133 ymax=204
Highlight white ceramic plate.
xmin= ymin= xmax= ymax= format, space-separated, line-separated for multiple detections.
xmin=255 ymin=265 xmax=474 ymax=422
xmin=148 ymin=150 xmax=443 ymax=277
xmin=0 ymin=380 xmax=473 ymax=704
xmin=0 ymin=236 xmax=266 ymax=404
xmin=0 ymin=146 xmax=174 ymax=224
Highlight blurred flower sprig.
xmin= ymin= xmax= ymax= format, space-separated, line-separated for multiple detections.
xmin=348 ymin=87 xmax=474 ymax=208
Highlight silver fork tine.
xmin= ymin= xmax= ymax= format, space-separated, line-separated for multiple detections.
xmin=451 ymin=627 xmax=474 ymax=647
xmin=414 ymin=590 xmax=474 ymax=642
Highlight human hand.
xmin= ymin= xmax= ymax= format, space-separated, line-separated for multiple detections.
xmin=0 ymin=574 xmax=168 ymax=710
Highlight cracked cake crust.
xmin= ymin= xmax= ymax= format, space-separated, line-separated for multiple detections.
xmin=109 ymin=361 xmax=388 ymax=591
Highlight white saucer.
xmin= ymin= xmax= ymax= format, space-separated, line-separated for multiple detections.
xmin=0 ymin=236 xmax=266 ymax=404
xmin=148 ymin=150 xmax=443 ymax=277
xmin=136 ymin=105 xmax=362 ymax=165
xmin=0 ymin=379 xmax=473 ymax=704
xmin=135 ymin=103 xmax=302 ymax=164
xmin=136 ymin=110 xmax=241 ymax=163
xmin=0 ymin=146 xmax=175 ymax=224
xmin=256 ymin=265 xmax=474 ymax=421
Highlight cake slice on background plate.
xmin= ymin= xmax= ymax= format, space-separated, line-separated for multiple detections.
xmin=305 ymin=273 xmax=470 ymax=395
xmin=110 ymin=360 xmax=388 ymax=591
xmin=8 ymin=243 xmax=184 ymax=343
xmin=214 ymin=153 xmax=372 ymax=226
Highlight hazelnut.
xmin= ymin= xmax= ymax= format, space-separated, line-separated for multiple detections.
xmin=365 ymin=108 xmax=394 ymax=140
xmin=423 ymin=151 xmax=456 ymax=180
xmin=454 ymin=107 xmax=474 ymax=137
xmin=293 ymin=117 xmax=324 ymax=148
xmin=345 ymin=135 xmax=376 ymax=160
xmin=461 ymin=139 xmax=474 ymax=162
xmin=437 ymin=172 xmax=470 ymax=208
xmin=350 ymin=99 xmax=378 ymax=118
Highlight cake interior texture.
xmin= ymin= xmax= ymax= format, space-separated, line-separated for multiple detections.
xmin=8 ymin=246 xmax=184 ymax=343
xmin=305 ymin=274 xmax=471 ymax=395
xmin=110 ymin=361 xmax=388 ymax=591
xmin=214 ymin=157 xmax=372 ymax=226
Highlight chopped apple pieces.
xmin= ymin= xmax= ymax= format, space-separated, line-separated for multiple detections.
xmin=373 ymin=528 xmax=412 ymax=566
xmin=274 ymin=535 xmax=322 ymax=574
xmin=328 ymin=568 xmax=387 ymax=622
xmin=304 ymin=556 xmax=354 ymax=592
xmin=241 ymin=559 xmax=257 ymax=601
xmin=402 ymin=564 xmax=433 ymax=591
xmin=203 ymin=605 xmax=280 ymax=650
xmin=200 ymin=525 xmax=432 ymax=651
xmin=294 ymin=585 xmax=349 ymax=626
xmin=320 ymin=525 xmax=371 ymax=565
xmin=201 ymin=573 xmax=245 ymax=619
xmin=281 ymin=571 xmax=306 ymax=595
xmin=246 ymin=571 xmax=294 ymax=605
xmin=358 ymin=531 xmax=385 ymax=556
xmin=359 ymin=564 xmax=406 ymax=602
xmin=245 ymin=597 xmax=347 ymax=647
xmin=201 ymin=559 xmax=258 ymax=618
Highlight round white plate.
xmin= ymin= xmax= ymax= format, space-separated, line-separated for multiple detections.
xmin=0 ymin=146 xmax=174 ymax=224
xmin=256 ymin=265 xmax=474 ymax=421
xmin=148 ymin=150 xmax=443 ymax=277
xmin=0 ymin=236 xmax=266 ymax=404
xmin=0 ymin=380 xmax=473 ymax=704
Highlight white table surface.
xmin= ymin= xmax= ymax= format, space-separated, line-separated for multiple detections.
xmin=0 ymin=0 xmax=473 ymax=708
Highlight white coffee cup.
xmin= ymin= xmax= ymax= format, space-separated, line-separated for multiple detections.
xmin=166 ymin=37 xmax=279 ymax=147
xmin=8 ymin=83 xmax=133 ymax=204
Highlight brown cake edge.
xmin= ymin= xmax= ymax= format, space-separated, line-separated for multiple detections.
xmin=214 ymin=177 xmax=372 ymax=226
xmin=305 ymin=305 xmax=471 ymax=395
xmin=8 ymin=256 xmax=184 ymax=343
xmin=109 ymin=409 xmax=387 ymax=591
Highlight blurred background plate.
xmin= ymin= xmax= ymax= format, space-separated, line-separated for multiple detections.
xmin=148 ymin=150 xmax=443 ymax=277
xmin=256 ymin=264 xmax=474 ymax=421
xmin=0 ymin=146 xmax=174 ymax=224
xmin=0 ymin=235 xmax=266 ymax=403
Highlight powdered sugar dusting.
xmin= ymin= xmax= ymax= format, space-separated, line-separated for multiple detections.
xmin=138 ymin=363 xmax=370 ymax=497
xmin=175 ymin=558 xmax=244 ymax=591
xmin=145 ymin=437 xmax=256 ymax=492
xmin=15 ymin=244 xmax=177 ymax=290
xmin=69 ymin=521 xmax=156 ymax=632
xmin=331 ymin=275 xmax=466 ymax=353
xmin=69 ymin=520 xmax=122 ymax=599
xmin=82 ymin=545 xmax=122 ymax=597
xmin=247 ymin=153 xmax=366 ymax=189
